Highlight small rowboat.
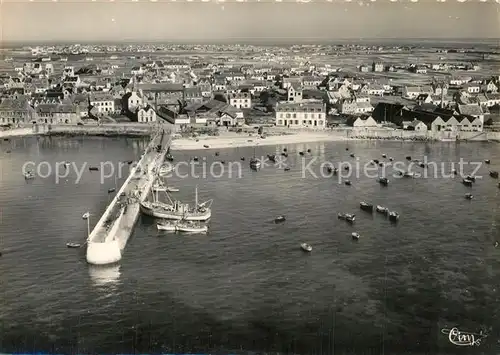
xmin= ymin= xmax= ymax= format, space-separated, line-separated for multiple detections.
xmin=66 ymin=242 xmax=81 ymax=248
xmin=301 ymin=243 xmax=312 ymax=252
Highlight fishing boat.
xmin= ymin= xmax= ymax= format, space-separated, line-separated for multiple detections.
xmin=165 ymin=154 xmax=174 ymax=162
xmin=490 ymin=171 xmax=498 ymax=178
xmin=176 ymin=221 xmax=209 ymax=233
xmin=382 ymin=154 xmax=387 ymax=158
xmin=344 ymin=180 xmax=352 ymax=186
xmin=352 ymin=232 xmax=360 ymax=240
xmin=152 ymin=180 xmax=179 ymax=193
xmin=250 ymin=146 xmax=261 ymax=170
xmin=388 ymin=211 xmax=400 ymax=222
xmin=376 ymin=205 xmax=389 ymax=214
xmin=379 ymin=162 xmax=384 ymax=167
xmin=89 ymin=166 xmax=99 ymax=171
xmin=307 ymin=149 xmax=311 ymax=153
xmin=250 ymin=157 xmax=261 ymax=170
xmin=24 ymin=171 xmax=35 ymax=179
xmin=156 ymin=220 xmax=178 ymax=231
xmin=403 ymin=172 xmax=417 ymax=178
xmin=66 ymin=242 xmax=81 ymax=248
xmin=140 ymin=185 xmax=212 ymax=221
xmin=240 ymin=157 xmax=245 ymax=161
xmin=281 ymin=152 xmax=288 ymax=157
xmin=451 ymin=169 xmax=458 ymax=175
xmin=267 ymin=154 xmax=277 ymax=163
xmin=108 ymin=188 xmax=116 ymax=193
xmin=301 ymin=243 xmax=312 ymax=252
xmin=82 ymin=212 xmax=90 ymax=219
xmin=192 ymin=156 xmax=199 ymax=162
xmin=284 ymin=167 xmax=290 ymax=171
xmin=406 ymin=156 xmax=412 ymax=161
xmin=462 ymin=178 xmax=473 ymax=186
xmin=338 ymin=213 xmax=355 ymax=222
xmin=419 ymin=162 xmax=427 ymax=168
xmin=274 ymin=215 xmax=286 ymax=223
xmin=373 ymin=159 xmax=380 ymax=164
xmin=299 ymin=151 xmax=305 ymax=156
xmin=204 ymin=145 xmax=209 ymax=148
xmin=378 ymin=177 xmax=389 ymax=186
xmin=465 ymin=175 xmax=476 ymax=182
xmin=350 ymin=153 xmax=355 ymax=158
xmin=326 ymin=166 xmax=338 ymax=175
xmin=465 ymin=193 xmax=474 ymax=200
xmin=389 ymin=157 xmax=394 ymax=161
xmin=485 ymin=159 xmax=491 ymax=164
xmin=360 ymin=202 xmax=374 ymax=212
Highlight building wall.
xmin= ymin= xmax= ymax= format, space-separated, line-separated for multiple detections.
xmin=275 ymin=111 xmax=326 ymax=129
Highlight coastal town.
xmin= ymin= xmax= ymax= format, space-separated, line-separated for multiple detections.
xmin=0 ymin=43 xmax=499 ymax=142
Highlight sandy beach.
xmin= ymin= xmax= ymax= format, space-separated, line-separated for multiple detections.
xmin=170 ymin=131 xmax=348 ymax=151
xmin=0 ymin=128 xmax=35 ymax=138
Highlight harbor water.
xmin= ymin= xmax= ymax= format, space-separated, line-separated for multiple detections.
xmin=1 ymin=135 xmax=499 ymax=354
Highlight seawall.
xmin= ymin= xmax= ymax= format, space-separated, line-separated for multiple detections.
xmin=86 ymin=130 xmax=171 ymax=265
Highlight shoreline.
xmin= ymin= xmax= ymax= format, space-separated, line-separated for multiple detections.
xmin=1 ymin=126 xmax=497 ymax=149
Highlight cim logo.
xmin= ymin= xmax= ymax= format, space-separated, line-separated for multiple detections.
xmin=441 ymin=327 xmax=488 ymax=347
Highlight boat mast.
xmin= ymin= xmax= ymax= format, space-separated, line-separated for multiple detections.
xmin=195 ymin=185 xmax=198 ymax=207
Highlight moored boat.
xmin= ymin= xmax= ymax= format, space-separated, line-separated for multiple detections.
xmin=490 ymin=171 xmax=498 ymax=179
xmin=156 ymin=220 xmax=178 ymax=231
xmin=360 ymin=202 xmax=374 ymax=212
xmin=352 ymin=232 xmax=360 ymax=240
xmin=24 ymin=171 xmax=35 ymax=179
xmin=462 ymin=178 xmax=473 ymax=186
xmin=465 ymin=193 xmax=474 ymax=200
xmin=338 ymin=213 xmax=355 ymax=222
xmin=176 ymin=221 xmax=209 ymax=233
xmin=249 ymin=158 xmax=261 ymax=170
xmin=89 ymin=166 xmax=99 ymax=171
xmin=267 ymin=154 xmax=277 ymax=163
xmin=376 ymin=205 xmax=389 ymax=214
xmin=406 ymin=156 xmax=412 ymax=161
xmin=465 ymin=175 xmax=476 ymax=182
xmin=382 ymin=154 xmax=387 ymax=158
xmin=344 ymin=180 xmax=351 ymax=186
xmin=378 ymin=177 xmax=389 ymax=186
xmin=165 ymin=154 xmax=174 ymax=162
xmin=275 ymin=215 xmax=286 ymax=223
xmin=66 ymin=242 xmax=81 ymax=248
xmin=388 ymin=211 xmax=400 ymax=222
xmin=485 ymin=159 xmax=491 ymax=164
xmin=403 ymin=172 xmax=417 ymax=178
xmin=301 ymin=243 xmax=312 ymax=252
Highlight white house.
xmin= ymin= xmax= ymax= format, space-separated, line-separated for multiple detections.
xmin=137 ymin=106 xmax=156 ymax=123
xmin=127 ymin=91 xmax=144 ymax=110
xmin=457 ymin=104 xmax=484 ymax=124
xmin=275 ymin=102 xmax=326 ymax=129
xmin=463 ymin=83 xmax=480 ymax=94
xmin=431 ymin=116 xmax=446 ymax=133
xmin=407 ymin=120 xmax=428 ymax=132
xmin=228 ymin=92 xmax=251 ymax=109
xmin=90 ymin=93 xmax=115 ymax=115
xmin=403 ymin=86 xmax=421 ymax=99
xmin=352 ymin=116 xmax=378 ymax=127
xmin=287 ymin=83 xmax=303 ymax=102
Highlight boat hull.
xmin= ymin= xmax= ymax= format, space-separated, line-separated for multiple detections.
xmin=140 ymin=202 xmax=211 ymax=221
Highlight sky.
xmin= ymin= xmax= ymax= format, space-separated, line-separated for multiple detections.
xmin=1 ymin=1 xmax=499 ymax=43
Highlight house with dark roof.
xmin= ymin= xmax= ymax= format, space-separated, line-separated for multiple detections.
xmin=0 ymin=97 xmax=36 ymax=125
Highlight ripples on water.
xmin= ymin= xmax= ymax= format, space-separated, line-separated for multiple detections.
xmin=0 ymin=136 xmax=499 ymax=354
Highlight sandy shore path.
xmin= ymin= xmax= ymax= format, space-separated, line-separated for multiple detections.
xmin=170 ymin=131 xmax=348 ymax=151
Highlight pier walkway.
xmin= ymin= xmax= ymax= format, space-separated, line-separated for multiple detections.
xmin=86 ymin=128 xmax=171 ymax=265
